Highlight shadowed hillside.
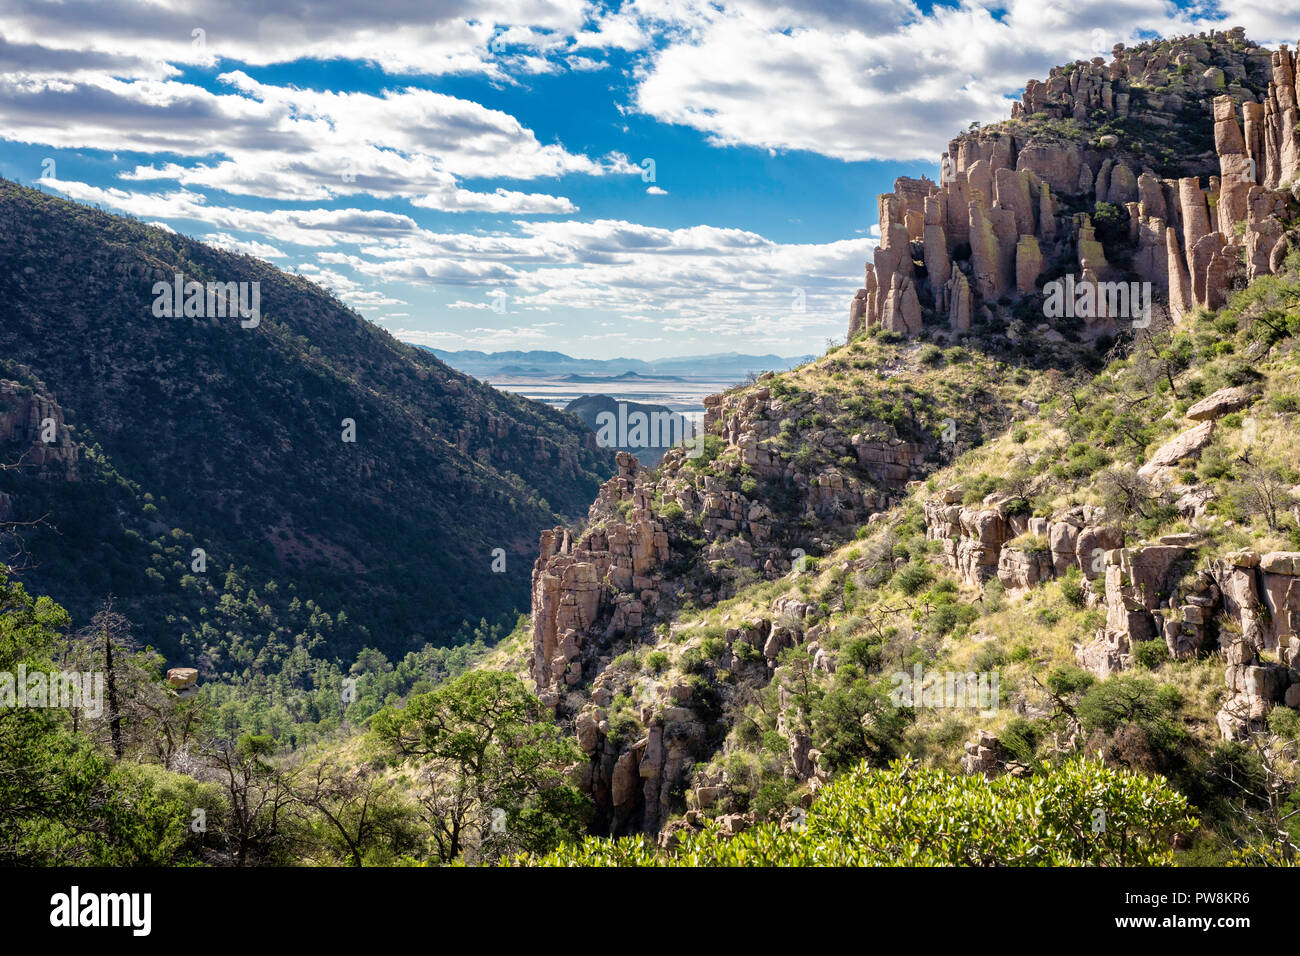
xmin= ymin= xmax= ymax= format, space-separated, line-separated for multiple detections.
xmin=0 ymin=179 xmax=618 ymax=675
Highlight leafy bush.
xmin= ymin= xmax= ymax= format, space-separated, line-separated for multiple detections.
xmin=514 ymin=758 xmax=1197 ymax=866
xmin=1059 ymin=567 xmax=1086 ymax=608
xmin=700 ymin=636 xmax=728 ymax=660
xmin=1047 ymin=664 xmax=1095 ymax=697
xmin=1133 ymin=638 xmax=1169 ymax=670
xmin=999 ymin=717 xmax=1043 ymax=763
xmin=916 ymin=344 xmax=945 ymax=366
xmin=927 ymin=600 xmax=977 ymax=637
xmin=1077 ymin=675 xmax=1186 ymax=767
xmin=983 ymin=577 xmax=1006 ymax=613
xmin=892 ymin=562 xmax=935 ymax=596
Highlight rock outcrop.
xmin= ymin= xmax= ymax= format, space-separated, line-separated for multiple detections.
xmin=924 ymin=489 xmax=1120 ymax=591
xmin=922 ymin=485 xmax=1297 ymax=741
xmin=0 ymin=380 xmax=80 ymax=478
xmin=530 ymin=379 xmax=940 ymax=834
xmin=848 ymin=30 xmax=1300 ymax=340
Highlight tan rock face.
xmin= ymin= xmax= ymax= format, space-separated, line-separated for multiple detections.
xmin=997 ymin=546 xmax=1052 ymax=592
xmin=1106 ymin=163 xmax=1138 ymax=205
xmin=968 ymin=200 xmax=1005 ymax=301
xmin=532 ymin=383 xmax=938 ymax=835
xmin=1015 ymin=235 xmax=1043 ymax=295
xmin=1137 ymin=171 xmax=1167 ymax=222
xmin=1016 ymin=142 xmax=1083 ymax=196
xmin=847 ymin=34 xmax=1299 ymax=345
xmin=1178 ymin=178 xmax=1212 ymax=277
xmin=923 ymin=194 xmax=951 ymax=297
xmin=1139 ymin=420 xmax=1214 ymax=476
xmin=166 ymin=668 xmax=199 ymax=690
xmin=948 ymin=270 xmax=972 ymax=332
xmin=848 ymin=287 xmax=868 ymax=337
xmin=529 ymin=453 xmax=668 ymax=691
xmin=1186 ymin=385 xmax=1258 ymax=421
xmin=1165 ymin=225 xmax=1192 ymax=322
xmin=995 ymin=167 xmax=1035 ymax=237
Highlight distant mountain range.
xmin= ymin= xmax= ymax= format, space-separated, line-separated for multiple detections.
xmin=559 ymin=371 xmax=686 ymax=384
xmin=422 ymin=348 xmax=813 ymax=380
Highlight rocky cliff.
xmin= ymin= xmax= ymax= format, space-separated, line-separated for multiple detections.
xmin=851 ymin=28 xmax=1300 ymax=339
xmin=0 ymin=377 xmax=80 ymax=480
xmin=527 ymin=345 xmax=1051 ymax=833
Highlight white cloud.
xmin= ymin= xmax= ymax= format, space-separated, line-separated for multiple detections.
xmin=629 ymin=0 xmax=1300 ymax=161
xmin=45 ymin=179 xmax=432 ymax=245
xmin=325 ymin=217 xmax=876 ymax=337
xmin=202 ymin=232 xmax=286 ymax=259
xmin=397 ymin=322 xmax=562 ymax=349
xmin=0 ymin=0 xmax=593 ymax=78
xmin=0 ymin=72 xmax=615 ymax=211
xmin=11 ymin=0 xmax=1297 ymax=359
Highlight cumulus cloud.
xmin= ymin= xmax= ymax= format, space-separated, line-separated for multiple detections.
xmin=8 ymin=0 xmax=1298 ymax=357
xmin=43 ymin=179 xmax=428 ymax=246
xmin=201 ymin=232 xmax=286 ymax=259
xmin=395 ymin=322 xmax=563 ymax=349
xmin=628 ymin=0 xmax=1300 ymax=161
xmin=0 ymin=72 xmax=617 ymax=211
xmin=323 ymin=216 xmax=875 ymax=337
xmin=0 ymin=0 xmax=593 ymax=78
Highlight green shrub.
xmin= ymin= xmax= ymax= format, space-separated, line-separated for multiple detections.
xmin=1047 ymin=664 xmax=1095 ymax=697
xmin=659 ymin=501 xmax=685 ymax=522
xmin=514 ymin=758 xmax=1197 ymax=866
xmin=999 ymin=717 xmax=1042 ymax=764
xmin=983 ymin=577 xmax=1006 ymax=613
xmin=1133 ymin=639 xmax=1169 ymax=670
xmin=916 ymin=344 xmax=945 ymax=366
xmin=927 ymin=601 xmax=977 ymax=637
xmin=1059 ymin=567 xmax=1086 ymax=608
xmin=892 ymin=562 xmax=934 ymax=596
xmin=700 ymin=636 xmax=728 ymax=660
xmin=607 ymin=709 xmax=641 ymax=747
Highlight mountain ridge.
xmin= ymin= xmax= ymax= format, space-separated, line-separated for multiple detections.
xmin=0 ymin=178 xmax=617 ymax=676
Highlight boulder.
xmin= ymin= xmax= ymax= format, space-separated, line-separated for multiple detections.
xmin=166 ymin=668 xmax=199 ymax=696
xmin=1139 ymin=420 xmax=1214 ymax=476
xmin=1187 ymin=385 xmax=1257 ymax=421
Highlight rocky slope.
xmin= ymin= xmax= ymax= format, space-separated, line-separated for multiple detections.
xmin=526 ymin=341 xmax=1066 ymax=833
xmin=518 ymin=30 xmax=1300 ymax=857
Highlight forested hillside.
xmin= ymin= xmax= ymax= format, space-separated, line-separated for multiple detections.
xmin=0 ymin=179 xmax=616 ymax=737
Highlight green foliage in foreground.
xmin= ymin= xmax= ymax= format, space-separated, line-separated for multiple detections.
xmin=0 ymin=573 xmax=201 ymax=864
xmin=512 ymin=757 xmax=1197 ymax=867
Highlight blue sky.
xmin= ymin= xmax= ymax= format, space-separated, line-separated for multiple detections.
xmin=0 ymin=0 xmax=1294 ymax=359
